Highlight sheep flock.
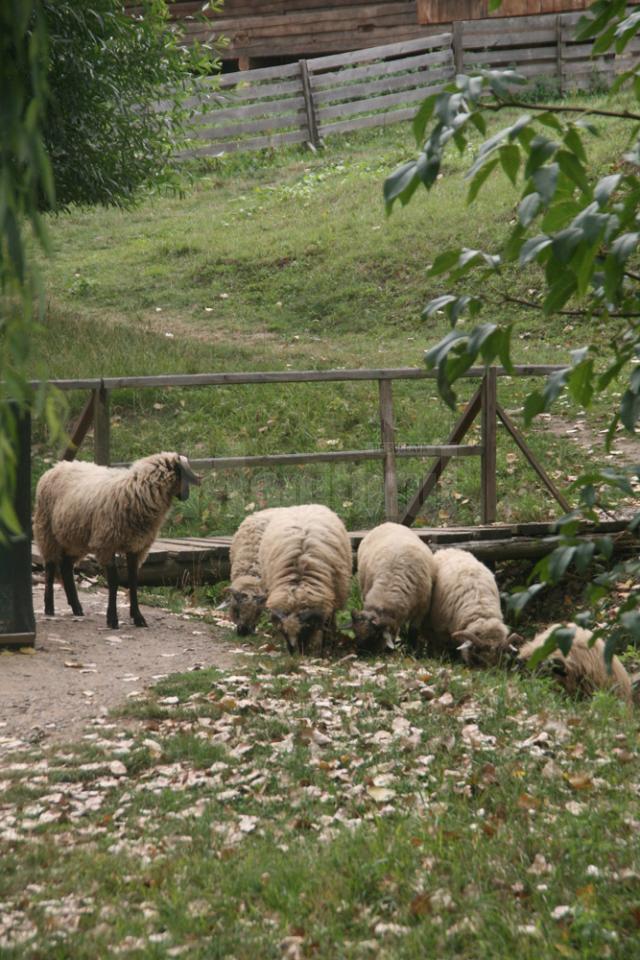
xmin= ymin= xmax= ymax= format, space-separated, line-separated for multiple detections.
xmin=34 ymin=462 xmax=634 ymax=704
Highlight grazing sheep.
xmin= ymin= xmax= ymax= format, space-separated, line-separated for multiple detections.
xmin=426 ymin=547 xmax=515 ymax=666
xmin=227 ymin=507 xmax=287 ymax=635
xmin=34 ymin=452 xmax=201 ymax=629
xmin=259 ymin=504 xmax=352 ymax=656
xmin=517 ymin=623 xmax=633 ymax=704
xmin=350 ymin=522 xmax=435 ymax=655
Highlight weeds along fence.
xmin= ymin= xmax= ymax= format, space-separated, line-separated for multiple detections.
xmin=43 ymin=364 xmax=571 ymax=528
xmin=177 ymin=11 xmax=640 ymax=158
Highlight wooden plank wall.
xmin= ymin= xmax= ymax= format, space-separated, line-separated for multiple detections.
xmin=417 ymin=0 xmax=587 ymax=24
xmin=138 ymin=0 xmax=430 ymax=63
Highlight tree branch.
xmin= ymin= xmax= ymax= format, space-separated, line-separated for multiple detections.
xmin=503 ymin=294 xmax=640 ymax=318
xmin=487 ymin=99 xmax=640 ymax=123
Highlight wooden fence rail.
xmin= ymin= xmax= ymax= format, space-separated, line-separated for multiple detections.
xmin=41 ymin=364 xmax=571 ymax=527
xmin=176 ymin=11 xmax=639 ymax=157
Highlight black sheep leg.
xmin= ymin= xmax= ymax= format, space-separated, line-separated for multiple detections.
xmin=127 ymin=552 xmax=147 ymax=628
xmin=106 ymin=562 xmax=119 ymax=629
xmin=60 ymin=555 xmax=84 ymax=616
xmin=44 ymin=562 xmax=56 ymax=616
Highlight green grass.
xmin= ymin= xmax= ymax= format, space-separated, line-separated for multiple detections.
xmin=1 ymin=645 xmax=639 ymax=958
xmin=30 ymin=99 xmax=639 ymax=536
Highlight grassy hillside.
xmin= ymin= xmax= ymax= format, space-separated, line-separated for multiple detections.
xmin=32 ymin=100 xmax=636 ymax=536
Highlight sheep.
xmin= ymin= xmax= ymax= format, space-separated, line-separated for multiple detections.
xmin=33 ymin=452 xmax=201 ymax=630
xmin=426 ymin=547 xmax=516 ymax=666
xmin=350 ymin=522 xmax=435 ymax=655
xmin=258 ymin=504 xmax=352 ymax=656
xmin=517 ymin=623 xmax=633 ymax=704
xmin=226 ymin=507 xmax=287 ymax=635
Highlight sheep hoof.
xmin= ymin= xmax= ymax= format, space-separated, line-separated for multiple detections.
xmin=44 ymin=604 xmax=54 ymax=617
xmin=72 ymin=605 xmax=84 ymax=617
xmin=132 ymin=613 xmax=148 ymax=628
xmin=107 ymin=615 xmax=119 ymax=630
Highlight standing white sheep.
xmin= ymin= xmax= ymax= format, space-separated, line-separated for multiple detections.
xmin=426 ymin=547 xmax=515 ymax=666
xmin=517 ymin=623 xmax=633 ymax=704
xmin=33 ymin=452 xmax=201 ymax=629
xmin=227 ymin=507 xmax=287 ymax=635
xmin=258 ymin=504 xmax=352 ymax=656
xmin=350 ymin=522 xmax=435 ymax=654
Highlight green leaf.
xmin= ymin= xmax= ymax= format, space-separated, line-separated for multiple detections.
xmin=556 ymin=151 xmax=590 ymax=196
xmin=413 ymin=93 xmax=439 ymax=145
xmin=518 ymin=191 xmax=541 ymax=227
xmin=532 ymin=164 xmax=559 ymax=204
xmin=523 ymin=391 xmax=545 ymax=425
xmin=520 ymin=234 xmax=552 ymax=265
xmin=467 ymin=156 xmax=499 ymax=203
xmin=543 ymin=271 xmax=576 ymax=315
xmin=428 ymin=250 xmax=461 ymax=277
xmin=620 ymin=388 xmax=640 ymax=432
xmin=594 ymin=173 xmax=621 ymax=206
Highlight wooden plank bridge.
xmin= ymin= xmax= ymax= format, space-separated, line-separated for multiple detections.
xmin=31 ymin=519 xmax=635 ymax=587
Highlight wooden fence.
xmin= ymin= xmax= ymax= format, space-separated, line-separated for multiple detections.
xmin=181 ymin=33 xmax=453 ymax=156
xmin=178 ymin=10 xmax=639 ymax=157
xmin=47 ymin=364 xmax=571 ymax=527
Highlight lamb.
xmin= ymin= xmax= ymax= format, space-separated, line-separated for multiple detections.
xmin=33 ymin=452 xmax=201 ymax=630
xmin=226 ymin=507 xmax=287 ymax=635
xmin=517 ymin=623 xmax=633 ymax=704
xmin=426 ymin=547 xmax=515 ymax=666
xmin=350 ymin=522 xmax=435 ymax=655
xmin=258 ymin=504 xmax=352 ymax=656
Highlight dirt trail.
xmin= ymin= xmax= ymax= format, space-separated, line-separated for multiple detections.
xmin=0 ymin=582 xmax=238 ymax=751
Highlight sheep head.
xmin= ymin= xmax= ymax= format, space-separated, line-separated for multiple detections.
xmin=350 ymin=609 xmax=396 ymax=656
xmin=175 ymin=454 xmax=202 ymax=501
xmin=270 ymin=608 xmax=328 ymax=656
xmin=453 ymin=618 xmax=513 ymax=667
xmin=225 ymin=586 xmax=267 ymax=636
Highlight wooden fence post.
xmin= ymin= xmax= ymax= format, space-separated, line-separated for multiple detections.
xmin=452 ymin=21 xmax=464 ymax=75
xmin=378 ymin=379 xmax=399 ymax=522
xmin=555 ymin=15 xmax=564 ymax=95
xmin=299 ymin=59 xmax=321 ymax=149
xmin=481 ymin=368 xmax=497 ymax=525
xmin=94 ymin=384 xmax=111 ymax=466
xmin=62 ymin=390 xmax=96 ymax=461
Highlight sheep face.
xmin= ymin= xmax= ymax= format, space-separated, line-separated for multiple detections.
xmin=453 ymin=620 xmax=517 ymax=668
xmin=226 ymin=587 xmax=267 ymax=636
xmin=270 ymin=608 xmax=327 ymax=656
xmin=174 ymin=455 xmax=202 ymax=501
xmin=350 ymin=610 xmax=395 ymax=656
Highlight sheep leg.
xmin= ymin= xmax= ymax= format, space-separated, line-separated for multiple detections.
xmin=44 ymin=562 xmax=56 ymax=616
xmin=127 ymin=552 xmax=147 ymax=628
xmin=106 ymin=562 xmax=119 ymax=630
xmin=60 ymin=555 xmax=84 ymax=616
xmin=407 ymin=622 xmax=424 ymax=657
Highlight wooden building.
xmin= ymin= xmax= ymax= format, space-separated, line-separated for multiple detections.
xmin=417 ymin=0 xmax=587 ymax=23
xmin=169 ymin=1 xmax=430 ymax=68
xmin=153 ymin=1 xmax=590 ymax=69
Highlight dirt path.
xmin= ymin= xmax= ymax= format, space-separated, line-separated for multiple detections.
xmin=0 ymin=582 xmax=238 ymax=751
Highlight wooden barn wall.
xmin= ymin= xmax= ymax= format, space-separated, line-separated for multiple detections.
xmin=417 ymin=0 xmax=587 ymax=24
xmin=139 ymin=1 xmax=433 ymax=61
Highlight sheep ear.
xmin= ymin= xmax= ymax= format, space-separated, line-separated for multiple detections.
xmin=177 ymin=455 xmax=202 ymax=501
xmin=383 ymin=628 xmax=396 ymax=651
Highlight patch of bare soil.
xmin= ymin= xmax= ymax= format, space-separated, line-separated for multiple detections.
xmin=0 ymin=582 xmax=238 ymax=752
xmin=541 ymin=413 xmax=640 ymax=462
